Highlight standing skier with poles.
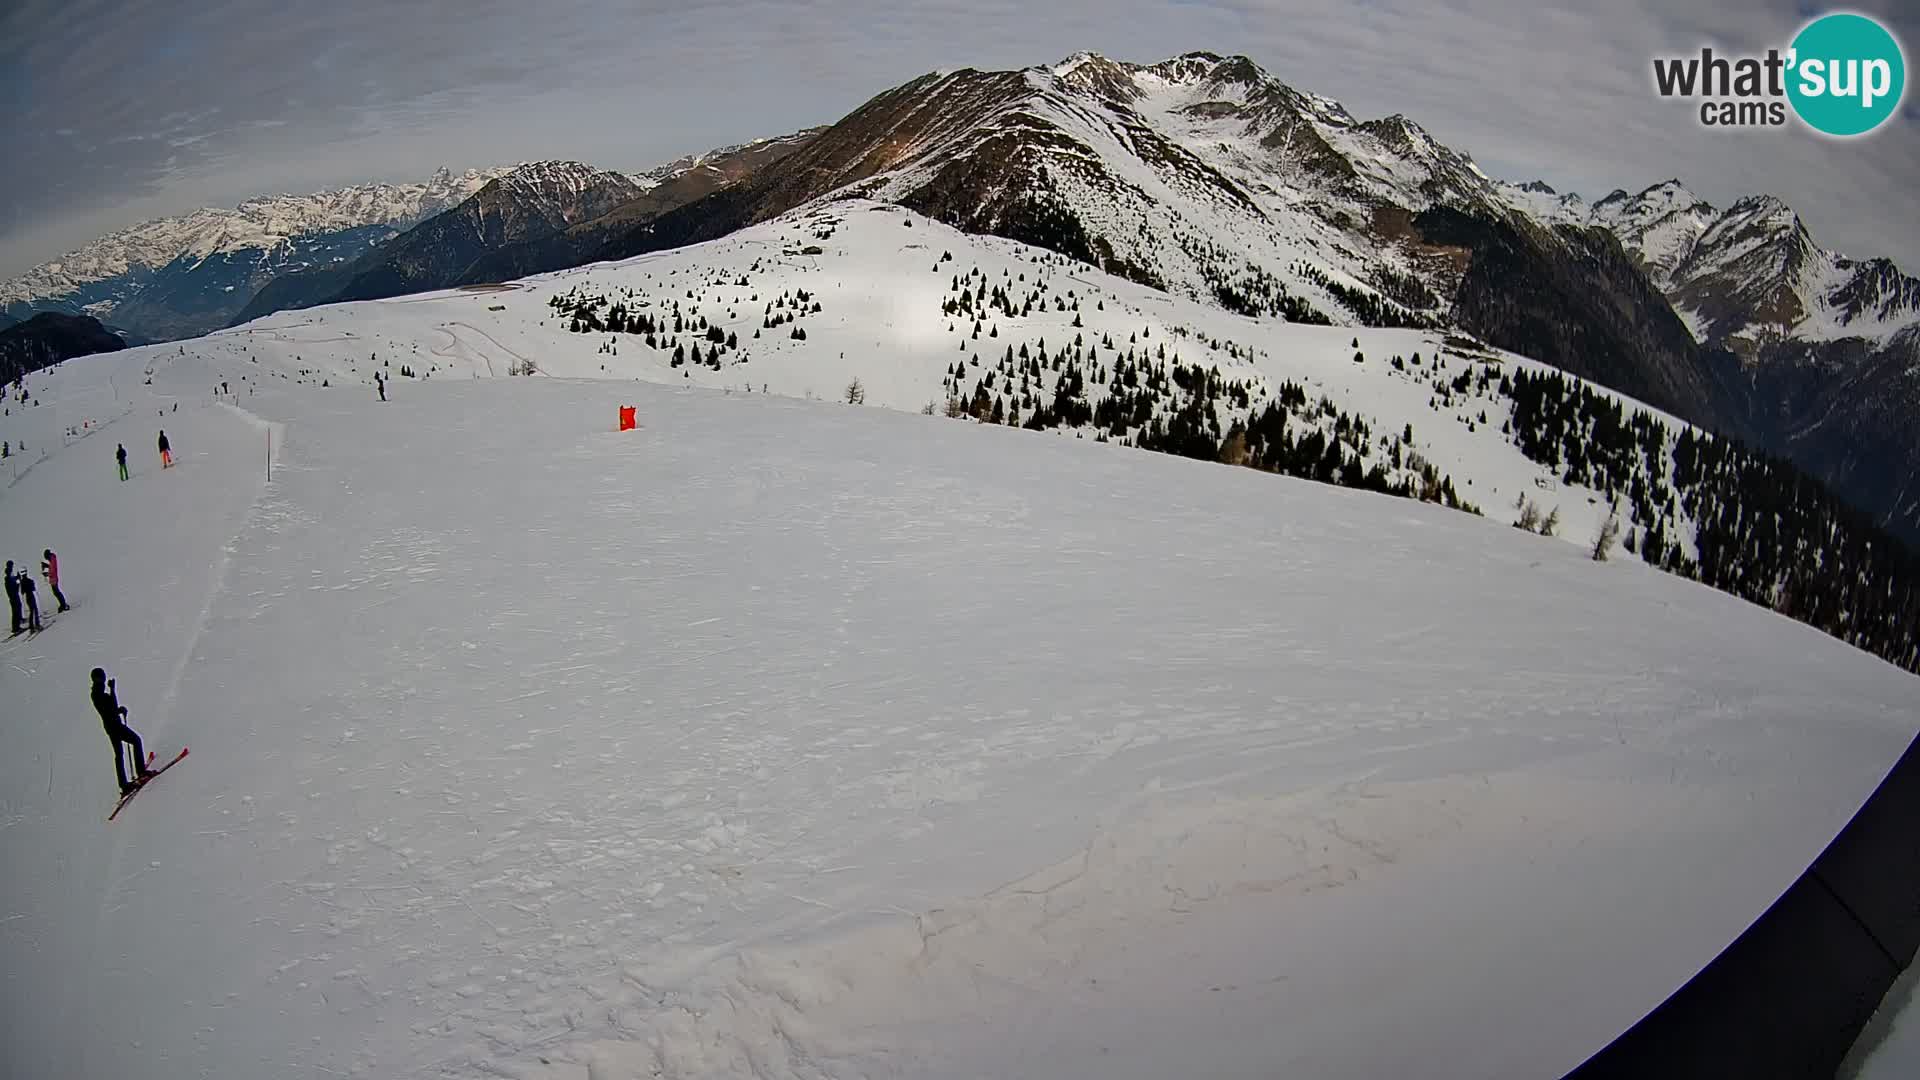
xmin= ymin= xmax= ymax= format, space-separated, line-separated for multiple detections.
xmin=157 ymin=430 xmax=172 ymax=469
xmin=91 ymin=668 xmax=152 ymax=795
xmin=4 ymin=560 xmax=20 ymax=635
xmin=116 ymin=443 xmax=129 ymax=481
xmin=16 ymin=568 xmax=41 ymax=633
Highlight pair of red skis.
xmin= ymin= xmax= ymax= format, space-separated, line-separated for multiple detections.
xmin=107 ymin=747 xmax=189 ymax=821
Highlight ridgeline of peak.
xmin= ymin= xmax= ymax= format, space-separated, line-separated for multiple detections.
xmin=1042 ymin=51 xmax=1355 ymax=124
xmin=1356 ymin=114 xmax=1443 ymax=158
xmin=1049 ymin=50 xmax=1265 ymax=86
xmin=632 ymin=128 xmax=827 ymax=189
xmin=1142 ymin=51 xmax=1269 ymax=88
xmin=316 ymin=162 xmax=647 ymax=307
xmin=483 ymin=161 xmax=640 ymax=206
xmin=499 ymin=160 xmax=618 ymax=181
xmin=1723 ymin=192 xmax=1797 ymax=219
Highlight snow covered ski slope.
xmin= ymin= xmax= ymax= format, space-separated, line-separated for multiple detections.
xmin=1 ymin=331 xmax=1915 ymax=1078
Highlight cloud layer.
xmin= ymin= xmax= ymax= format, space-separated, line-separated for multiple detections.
xmin=1 ymin=0 xmax=1913 ymax=278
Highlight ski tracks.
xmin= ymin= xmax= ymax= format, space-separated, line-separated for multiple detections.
xmin=145 ymin=401 xmax=283 ymax=736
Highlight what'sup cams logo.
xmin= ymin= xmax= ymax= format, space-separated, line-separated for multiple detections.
xmin=1653 ymin=11 xmax=1906 ymax=136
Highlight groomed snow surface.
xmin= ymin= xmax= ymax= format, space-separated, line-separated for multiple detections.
xmin=3 ymin=259 xmax=1917 ymax=1077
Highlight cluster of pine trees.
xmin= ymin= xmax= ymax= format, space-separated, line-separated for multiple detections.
xmin=1503 ymin=368 xmax=1920 ymax=673
xmin=925 ymin=260 xmax=1483 ymax=509
xmin=1289 ymin=261 xmax=1432 ymax=329
xmin=1157 ymin=225 xmax=1325 ymax=324
xmin=939 ymin=260 xmax=1091 ymax=324
xmin=1206 ymin=260 xmax=1332 ymax=324
xmin=1370 ymin=265 xmax=1444 ymax=314
xmin=761 ymin=288 xmax=821 ymax=340
xmin=546 ymin=275 xmax=828 ymax=372
xmin=1227 ymin=396 xmax=1474 ymax=509
xmin=938 ymin=307 xmax=1477 ymax=516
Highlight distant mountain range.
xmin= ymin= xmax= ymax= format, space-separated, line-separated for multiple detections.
xmin=227 ymin=132 xmax=819 ymax=324
xmin=1517 ymin=179 xmax=1920 ymax=353
xmin=3 ymin=52 xmax=1915 ymax=542
xmin=0 ymin=169 xmax=506 ymax=341
xmin=230 ymin=161 xmax=649 ymax=320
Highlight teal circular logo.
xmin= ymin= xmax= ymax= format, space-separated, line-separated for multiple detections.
xmin=1787 ymin=13 xmax=1906 ymax=136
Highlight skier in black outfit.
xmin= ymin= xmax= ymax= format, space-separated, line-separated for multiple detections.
xmin=4 ymin=560 xmax=20 ymax=635
xmin=92 ymin=668 xmax=152 ymax=794
xmin=17 ymin=570 xmax=40 ymax=633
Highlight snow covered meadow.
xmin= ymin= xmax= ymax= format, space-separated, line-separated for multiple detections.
xmin=1 ymin=208 xmax=1916 ymax=1078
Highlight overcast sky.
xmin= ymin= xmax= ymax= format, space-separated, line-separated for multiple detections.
xmin=0 ymin=0 xmax=1913 ymax=280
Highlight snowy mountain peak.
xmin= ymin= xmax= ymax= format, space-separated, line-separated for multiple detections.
xmin=1049 ymin=50 xmax=1258 ymax=83
xmin=1041 ymin=51 xmax=1315 ymax=117
xmin=1142 ymin=51 xmax=1270 ymax=90
xmin=502 ymin=160 xmax=610 ymax=181
xmin=1692 ymin=196 xmax=1811 ymax=263
xmin=1827 ymin=257 xmax=1920 ymax=329
xmin=1046 ymin=51 xmax=1148 ymax=102
xmin=1720 ymin=193 xmax=1799 ymax=227
xmin=634 ymin=50 xmax=1529 ymax=331
xmin=1593 ymin=179 xmax=1711 ymax=221
xmin=489 ymin=161 xmax=634 ymax=203
xmin=632 ymin=128 xmax=826 ymax=189
xmin=1497 ymin=180 xmax=1594 ymax=227
xmin=1051 ymin=50 xmax=1104 ymax=77
xmin=1357 ymin=114 xmax=1441 ymax=159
